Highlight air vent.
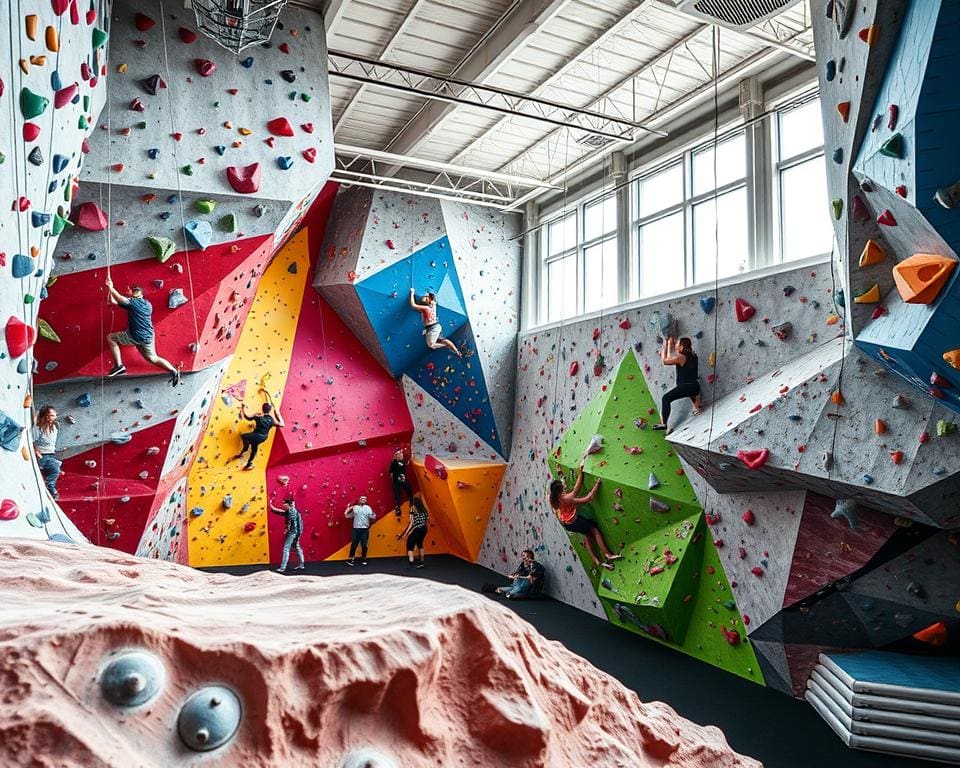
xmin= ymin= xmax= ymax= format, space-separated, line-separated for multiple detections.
xmin=575 ymin=134 xmax=616 ymax=149
xmin=664 ymin=0 xmax=801 ymax=31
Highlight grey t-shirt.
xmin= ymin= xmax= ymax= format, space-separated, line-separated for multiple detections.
xmin=32 ymin=425 xmax=58 ymax=455
xmin=348 ymin=504 xmax=375 ymax=529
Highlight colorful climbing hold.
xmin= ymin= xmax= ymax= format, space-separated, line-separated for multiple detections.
xmin=178 ymin=27 xmax=197 ymax=43
xmin=858 ymin=239 xmax=885 ymax=268
xmin=5 ymin=317 xmax=36 ymax=359
xmin=831 ymin=199 xmax=843 ymax=220
xmin=194 ymin=199 xmax=217 ymax=214
xmin=147 ymin=236 xmax=176 ymax=263
xmin=880 ymin=133 xmax=904 ymax=159
xmin=20 ymin=88 xmax=49 ymax=120
xmin=277 ymin=156 xmax=294 ymax=170
xmin=857 ymin=25 xmax=877 ymax=46
xmin=266 ymin=117 xmax=294 ymax=136
xmin=876 ymin=209 xmax=897 ymax=226
xmin=73 ymin=201 xmax=108 ymax=231
xmin=853 ymin=284 xmax=880 ymax=304
xmin=737 ymin=448 xmax=769 ymax=470
xmin=734 ymin=298 xmax=755 ymax=322
xmin=226 ymin=163 xmax=261 ymax=194
xmin=194 ymin=59 xmax=216 ymax=77
xmin=836 ymin=101 xmax=850 ymax=123
xmin=892 ymin=253 xmax=956 ymax=304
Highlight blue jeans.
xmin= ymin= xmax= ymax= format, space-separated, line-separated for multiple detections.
xmin=38 ymin=454 xmax=62 ymax=498
xmin=504 ymin=578 xmax=533 ymax=598
xmin=280 ymin=531 xmax=303 ymax=570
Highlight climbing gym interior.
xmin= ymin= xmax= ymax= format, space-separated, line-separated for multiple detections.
xmin=2 ymin=0 xmax=959 ymax=766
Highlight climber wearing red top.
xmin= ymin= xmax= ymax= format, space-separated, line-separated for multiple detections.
xmin=549 ymin=465 xmax=621 ymax=571
xmin=653 ymin=336 xmax=702 ymax=433
xmin=409 ymin=288 xmax=462 ymax=357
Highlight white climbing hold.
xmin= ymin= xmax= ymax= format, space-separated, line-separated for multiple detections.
xmin=584 ymin=434 xmax=604 ymax=456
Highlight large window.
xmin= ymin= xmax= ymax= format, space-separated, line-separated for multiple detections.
xmin=776 ymin=97 xmax=834 ymax=262
xmin=541 ymin=194 xmax=618 ymax=323
xmin=535 ymin=87 xmax=832 ymax=326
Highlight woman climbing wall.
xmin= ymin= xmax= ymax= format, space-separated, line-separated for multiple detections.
xmin=550 ymin=465 xmax=621 ymax=571
xmin=653 ymin=337 xmax=702 ymax=434
xmin=409 ymin=288 xmax=462 ymax=357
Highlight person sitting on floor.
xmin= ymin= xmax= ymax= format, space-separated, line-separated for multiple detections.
xmin=550 ymin=465 xmax=621 ymax=571
xmin=495 ymin=549 xmax=546 ymax=599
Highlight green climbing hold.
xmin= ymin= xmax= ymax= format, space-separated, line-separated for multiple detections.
xmin=26 ymin=513 xmax=43 ymax=529
xmin=300 ymin=93 xmax=311 ymax=102
xmin=92 ymin=27 xmax=109 ymax=50
xmin=288 ymin=91 xmax=297 ymax=100
xmin=181 ymin=164 xmax=194 ymax=176
xmin=20 ymin=87 xmax=49 ymax=120
xmin=23 ymin=294 xmax=35 ymax=305
xmin=880 ymin=133 xmax=904 ymax=159
xmin=194 ymin=199 xmax=217 ymax=214
xmin=51 ymin=213 xmax=72 ymax=236
xmin=218 ymin=213 xmax=236 ymax=233
xmin=0 ymin=150 xmax=5 ymax=164
xmin=38 ymin=319 xmax=61 ymax=343
xmin=147 ymin=236 xmax=177 ymax=263
xmin=135 ymin=121 xmax=147 ymax=129
xmin=831 ymin=198 xmax=843 ymax=220
xmin=82 ymin=95 xmax=89 ymax=112
xmin=937 ymin=419 xmax=957 ymax=437
xmin=78 ymin=114 xmax=88 ymax=130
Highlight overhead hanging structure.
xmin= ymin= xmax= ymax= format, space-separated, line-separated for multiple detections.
xmin=191 ymin=0 xmax=289 ymax=54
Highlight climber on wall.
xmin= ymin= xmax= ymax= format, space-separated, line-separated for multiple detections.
xmin=653 ymin=336 xmax=702 ymax=433
xmin=345 ymin=495 xmax=377 ymax=566
xmin=397 ymin=493 xmax=429 ymax=569
xmin=33 ymin=405 xmax=62 ymax=500
xmin=389 ymin=448 xmax=414 ymax=519
xmin=550 ymin=465 xmax=621 ymax=571
xmin=409 ymin=288 xmax=462 ymax=357
xmin=104 ymin=277 xmax=181 ymax=385
xmin=269 ymin=496 xmax=304 ymax=573
xmin=234 ymin=399 xmax=285 ymax=471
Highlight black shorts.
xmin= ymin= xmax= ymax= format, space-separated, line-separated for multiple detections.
xmin=563 ymin=515 xmax=598 ymax=535
xmin=406 ymin=526 xmax=427 ymax=550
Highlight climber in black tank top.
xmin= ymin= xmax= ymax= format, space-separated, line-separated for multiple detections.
xmin=653 ymin=337 xmax=702 ymax=433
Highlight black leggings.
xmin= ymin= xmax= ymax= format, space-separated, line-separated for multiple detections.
xmin=406 ymin=527 xmax=427 ymax=551
xmin=350 ymin=528 xmax=370 ymax=559
xmin=240 ymin=432 xmax=267 ymax=462
xmin=662 ymin=383 xmax=700 ymax=425
xmin=392 ymin=478 xmax=413 ymax=509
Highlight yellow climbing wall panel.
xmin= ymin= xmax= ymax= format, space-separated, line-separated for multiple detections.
xmin=187 ymin=231 xmax=311 ymax=567
xmin=324 ymin=499 xmax=453 ymax=561
xmin=411 ymin=458 xmax=505 ymax=562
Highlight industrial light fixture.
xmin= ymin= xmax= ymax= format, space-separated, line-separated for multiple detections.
xmin=191 ymin=0 xmax=289 ymax=54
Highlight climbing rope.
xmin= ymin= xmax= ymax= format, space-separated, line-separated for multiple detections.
xmin=704 ymin=26 xmax=722 ymax=466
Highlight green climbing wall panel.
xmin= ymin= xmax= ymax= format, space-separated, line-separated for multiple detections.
xmin=549 ymin=349 xmax=763 ymax=683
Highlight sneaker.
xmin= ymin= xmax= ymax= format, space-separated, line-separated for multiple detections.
xmin=293 ymin=565 xmax=305 ymax=571
xmin=275 ymin=568 xmax=286 ymax=573
xmin=243 ymin=463 xmax=254 ymax=471
xmin=345 ymin=559 xmax=355 ymax=567
xmin=361 ymin=560 xmax=368 ymax=566
xmin=106 ymin=364 xmax=127 ymax=378
xmin=600 ymin=561 xmax=615 ymax=571
xmin=170 ymin=368 xmax=181 ymax=387
xmin=652 ymin=424 xmax=667 ymax=431
xmin=415 ymin=561 xmax=425 ymax=569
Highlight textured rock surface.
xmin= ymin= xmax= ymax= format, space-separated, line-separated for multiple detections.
xmin=0 ymin=539 xmax=759 ymax=768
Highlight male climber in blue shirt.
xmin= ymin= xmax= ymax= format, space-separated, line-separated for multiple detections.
xmin=104 ymin=277 xmax=181 ymax=386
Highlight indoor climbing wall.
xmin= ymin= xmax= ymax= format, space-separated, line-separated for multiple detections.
xmin=314 ymin=188 xmax=521 ymax=460
xmin=0 ymin=0 xmax=109 ymax=542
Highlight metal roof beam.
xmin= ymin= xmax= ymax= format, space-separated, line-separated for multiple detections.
xmin=321 ymin=0 xmax=348 ymax=39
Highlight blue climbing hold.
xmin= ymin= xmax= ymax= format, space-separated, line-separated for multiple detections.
xmin=0 ymin=410 xmax=22 ymax=451
xmin=788 ymin=414 xmax=801 ymax=422
xmin=287 ymin=261 xmax=298 ymax=274
xmin=836 ymin=289 xmax=845 ymax=308
xmin=862 ymin=474 xmax=874 ymax=485
xmin=277 ymin=156 xmax=293 ymax=170
xmin=240 ymin=56 xmax=254 ymax=68
xmin=31 ymin=211 xmax=51 ymax=228
xmin=166 ymin=194 xmax=178 ymax=204
xmin=190 ymin=507 xmax=204 ymax=517
xmin=700 ymin=296 xmax=715 ymax=315
xmin=831 ymin=498 xmax=858 ymax=529
xmin=51 ymin=70 xmax=62 ymax=91
xmin=77 ymin=393 xmax=92 ymax=408
xmin=12 ymin=254 xmax=33 ymax=278
xmin=53 ymin=154 xmax=69 ymax=173
xmin=47 ymin=181 xmax=57 ymax=193
xmin=832 ymin=148 xmax=843 ymax=164
xmin=184 ymin=219 xmax=213 ymax=250
xmin=147 ymin=148 xmax=160 ymax=159
xmin=826 ymin=60 xmax=836 ymax=82
xmin=159 ymin=211 xmax=172 ymax=220
xmin=214 ymin=145 xmax=226 ymax=155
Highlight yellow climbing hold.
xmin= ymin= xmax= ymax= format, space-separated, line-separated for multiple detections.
xmin=859 ymin=239 xmax=886 ymax=267
xmin=944 ymin=349 xmax=960 ymax=370
xmin=117 ymin=63 xmax=127 ymax=74
xmin=708 ymin=351 xmax=716 ymax=368
xmin=25 ymin=14 xmax=38 ymax=40
xmin=854 ymin=284 xmax=881 ymax=304
xmin=238 ymin=127 xmax=252 ymax=136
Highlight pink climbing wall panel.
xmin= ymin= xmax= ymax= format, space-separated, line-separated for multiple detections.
xmin=35 ymin=235 xmax=274 ymax=384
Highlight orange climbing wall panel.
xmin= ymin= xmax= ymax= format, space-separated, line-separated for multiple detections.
xmin=324 ymin=499 xmax=454 ymax=561
xmin=410 ymin=457 xmax=505 ymax=562
xmin=186 ymin=231 xmax=311 ymax=567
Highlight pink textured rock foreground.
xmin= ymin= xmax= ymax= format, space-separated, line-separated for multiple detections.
xmin=0 ymin=540 xmax=761 ymax=768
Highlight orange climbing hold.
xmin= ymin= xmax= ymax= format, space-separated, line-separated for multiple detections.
xmin=875 ymin=419 xmax=886 ymax=435
xmin=859 ymin=239 xmax=886 ymax=268
xmin=836 ymin=101 xmax=850 ymax=123
xmin=853 ymin=284 xmax=880 ymax=304
xmin=45 ymin=26 xmax=59 ymax=52
xmin=25 ymin=14 xmax=38 ymax=40
xmin=831 ymin=390 xmax=844 ymax=406
xmin=944 ymin=349 xmax=960 ymax=370
xmin=892 ymin=253 xmax=957 ymax=305
xmin=913 ymin=620 xmax=948 ymax=647
xmin=858 ymin=25 xmax=877 ymax=46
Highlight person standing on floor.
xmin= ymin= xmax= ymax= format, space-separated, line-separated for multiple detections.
xmin=33 ymin=405 xmax=62 ymax=499
xmin=389 ymin=448 xmax=414 ymax=519
xmin=345 ymin=495 xmax=376 ymax=566
xmin=397 ymin=493 xmax=429 ymax=568
xmin=653 ymin=336 xmax=702 ymax=434
xmin=270 ymin=497 xmax=304 ymax=573
xmin=104 ymin=277 xmax=181 ymax=385
xmin=234 ymin=399 xmax=285 ymax=471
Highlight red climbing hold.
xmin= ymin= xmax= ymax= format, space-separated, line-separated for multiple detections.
xmin=424 ymin=454 xmax=448 ymax=480
xmin=54 ymin=83 xmax=78 ymax=109
xmin=23 ymin=123 xmax=40 ymax=142
xmin=301 ymin=123 xmax=314 ymax=133
xmin=876 ymin=209 xmax=897 ymax=226
xmin=737 ymin=448 xmax=769 ymax=470
xmin=194 ymin=59 xmax=216 ymax=77
xmin=51 ymin=0 xmax=69 ymax=15
xmin=913 ymin=621 xmax=948 ymax=647
xmin=73 ymin=201 xmax=108 ymax=231
xmin=134 ymin=12 xmax=155 ymax=31
xmin=931 ymin=372 xmax=951 ymax=388
xmin=888 ymin=104 xmax=899 ymax=131
xmin=226 ymin=162 xmax=261 ymax=194
xmin=569 ymin=361 xmax=579 ymax=376
xmin=385 ymin=239 xmax=395 ymax=250
xmin=5 ymin=316 xmax=37 ymax=358
xmin=302 ymin=147 xmax=317 ymax=163
xmin=721 ymin=627 xmax=740 ymax=646
xmin=852 ymin=195 xmax=870 ymax=224
xmin=178 ymin=27 xmax=196 ymax=43
xmin=278 ymin=42 xmax=290 ymax=54
xmin=750 ymin=566 xmax=765 ymax=577
xmin=243 ymin=521 xmax=256 ymax=533
xmin=619 ymin=318 xmax=631 ymax=330
xmin=266 ymin=117 xmax=294 ymax=137
xmin=890 ymin=450 xmax=904 ymax=465
xmin=735 ymin=298 xmax=755 ymax=322
xmin=895 ymin=185 xmax=907 ymax=198
xmin=0 ymin=499 xmax=19 ymax=521
xmin=741 ymin=509 xmax=755 ymax=526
